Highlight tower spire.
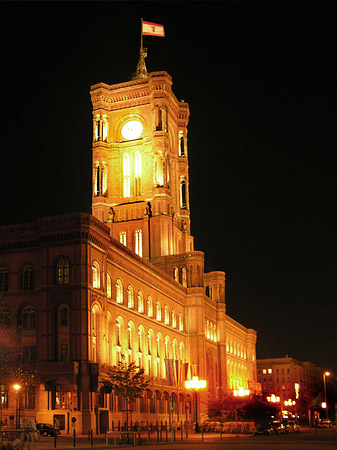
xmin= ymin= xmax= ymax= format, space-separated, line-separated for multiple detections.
xmin=133 ymin=18 xmax=148 ymax=79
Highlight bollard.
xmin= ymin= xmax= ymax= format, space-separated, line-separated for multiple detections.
xmin=54 ymin=429 xmax=57 ymax=448
xmin=148 ymin=430 xmax=150 ymax=444
xmin=90 ymin=429 xmax=93 ymax=447
xmin=165 ymin=424 xmax=168 ymax=442
xmin=181 ymin=423 xmax=183 ymax=441
xmin=160 ymin=422 xmax=162 ymax=442
xmin=220 ymin=430 xmax=222 ymax=440
xmin=201 ymin=430 xmax=204 ymax=442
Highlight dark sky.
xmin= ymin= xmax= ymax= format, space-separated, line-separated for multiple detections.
xmin=1 ymin=1 xmax=336 ymax=374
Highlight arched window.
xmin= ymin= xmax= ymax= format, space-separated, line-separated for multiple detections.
xmin=56 ymin=259 xmax=69 ymax=285
xmin=0 ymin=304 xmax=11 ymax=327
xmin=0 ymin=267 xmax=9 ymax=292
xmin=123 ymin=153 xmax=131 ymax=197
xmin=178 ymin=131 xmax=185 ymax=157
xmin=137 ymin=291 xmax=144 ymax=313
xmin=180 ymin=179 xmax=187 ymax=208
xmin=92 ymin=262 xmax=100 ymax=289
xmin=94 ymin=116 xmax=108 ymax=142
xmin=116 ymin=279 xmax=123 ymax=304
xmin=127 ymin=285 xmax=134 ymax=308
xmin=135 ymin=229 xmax=142 ymax=257
xmin=147 ymin=296 xmax=153 ymax=317
xmin=181 ymin=266 xmax=187 ymax=287
xmin=107 ymin=273 xmax=112 ymax=299
xmin=22 ymin=306 xmax=36 ymax=330
xmin=119 ymin=231 xmax=127 ymax=246
xmin=23 ymin=265 xmax=34 ymax=291
xmin=134 ymin=151 xmax=141 ymax=196
xmin=173 ymin=267 xmax=179 ymax=282
xmin=178 ymin=313 xmax=183 ymax=331
xmin=0 ymin=385 xmax=9 ymax=408
xmin=171 ymin=309 xmax=177 ymax=328
xmin=164 ymin=336 xmax=169 ymax=358
xmin=156 ymin=301 xmax=161 ymax=321
xmin=127 ymin=322 xmax=133 ymax=350
xmin=164 ymin=305 xmax=169 ymax=325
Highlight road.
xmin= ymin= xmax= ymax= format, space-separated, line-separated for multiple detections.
xmin=35 ymin=428 xmax=337 ymax=450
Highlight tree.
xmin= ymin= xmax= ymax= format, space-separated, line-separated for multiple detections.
xmin=103 ymin=357 xmax=149 ymax=430
xmin=239 ymin=392 xmax=280 ymax=424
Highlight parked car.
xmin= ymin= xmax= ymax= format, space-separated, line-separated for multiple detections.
xmin=317 ymin=420 xmax=332 ymax=428
xmin=36 ymin=423 xmax=59 ymax=437
xmin=254 ymin=423 xmax=272 ymax=436
xmin=284 ymin=420 xmax=300 ymax=433
xmin=270 ymin=420 xmax=285 ymax=434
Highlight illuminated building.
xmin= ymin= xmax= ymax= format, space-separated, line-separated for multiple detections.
xmin=0 ymin=67 xmax=257 ymax=433
xmin=257 ymin=356 xmax=325 ymax=417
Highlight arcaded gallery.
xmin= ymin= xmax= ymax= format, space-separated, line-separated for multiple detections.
xmin=0 ymin=64 xmax=258 ymax=433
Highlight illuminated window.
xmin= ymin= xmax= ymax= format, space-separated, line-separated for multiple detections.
xmin=106 ymin=273 xmax=112 ymax=299
xmin=123 ymin=154 xmax=131 ymax=197
xmin=116 ymin=279 xmax=123 ymax=304
xmin=178 ymin=131 xmax=185 ymax=157
xmin=173 ymin=267 xmax=179 ymax=282
xmin=135 ymin=229 xmax=143 ymax=257
xmin=0 ymin=385 xmax=8 ymax=408
xmin=180 ymin=179 xmax=187 ymax=208
xmin=181 ymin=266 xmax=187 ymax=287
xmin=147 ymin=332 xmax=152 ymax=355
xmin=94 ymin=116 xmax=108 ymax=142
xmin=147 ymin=296 xmax=153 ymax=317
xmin=263 ymin=369 xmax=267 ymax=374
xmin=56 ymin=259 xmax=69 ymax=285
xmin=134 ymin=151 xmax=141 ymax=196
xmin=164 ymin=337 xmax=169 ymax=358
xmin=171 ymin=310 xmax=176 ymax=328
xmin=0 ymin=267 xmax=9 ymax=292
xmin=92 ymin=262 xmax=100 ymax=289
xmin=116 ymin=320 xmax=121 ymax=347
xmin=164 ymin=305 xmax=169 ymax=325
xmin=119 ymin=231 xmax=127 ymax=246
xmin=206 ymin=320 xmax=210 ymax=339
xmin=214 ymin=325 xmax=217 ymax=342
xmin=94 ymin=164 xmax=107 ymax=197
xmin=137 ymin=291 xmax=144 ymax=313
xmin=268 ymin=368 xmax=273 ymax=374
xmin=23 ymin=265 xmax=34 ymax=291
xmin=127 ymin=323 xmax=133 ymax=350
xmin=127 ymin=285 xmax=134 ymax=308
xmin=156 ymin=301 xmax=161 ymax=321
xmin=178 ymin=313 xmax=183 ymax=331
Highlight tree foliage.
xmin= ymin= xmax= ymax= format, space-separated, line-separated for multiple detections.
xmin=104 ymin=357 xmax=149 ymax=405
xmin=239 ymin=392 xmax=280 ymax=423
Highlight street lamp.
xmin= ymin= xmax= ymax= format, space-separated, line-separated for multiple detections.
xmin=323 ymin=371 xmax=330 ymax=420
xmin=13 ymin=384 xmax=21 ymax=429
xmin=185 ymin=376 xmax=206 ymax=433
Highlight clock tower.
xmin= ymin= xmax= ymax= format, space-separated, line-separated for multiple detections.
xmin=90 ymin=70 xmax=202 ymax=280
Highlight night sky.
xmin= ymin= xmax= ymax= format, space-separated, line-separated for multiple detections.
xmin=1 ymin=2 xmax=336 ymax=374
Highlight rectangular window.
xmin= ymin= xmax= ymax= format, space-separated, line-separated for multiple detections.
xmin=135 ymin=230 xmax=143 ymax=257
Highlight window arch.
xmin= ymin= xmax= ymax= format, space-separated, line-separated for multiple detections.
xmin=181 ymin=266 xmax=187 ymax=287
xmin=106 ymin=273 xmax=112 ymax=299
xmin=164 ymin=336 xmax=170 ymax=358
xmin=0 ymin=267 xmax=9 ymax=292
xmin=173 ymin=267 xmax=179 ymax=282
xmin=0 ymin=303 xmax=11 ymax=327
xmin=92 ymin=262 xmax=100 ymax=289
xmin=22 ymin=306 xmax=36 ymax=330
xmin=116 ymin=279 xmax=123 ymax=304
xmin=178 ymin=131 xmax=185 ymax=157
xmin=178 ymin=313 xmax=183 ymax=331
xmin=164 ymin=305 xmax=169 ymax=325
xmin=94 ymin=163 xmax=107 ymax=197
xmin=137 ymin=291 xmax=144 ymax=313
xmin=123 ymin=153 xmax=131 ymax=197
xmin=56 ymin=259 xmax=69 ymax=285
xmin=135 ymin=229 xmax=143 ymax=257
xmin=180 ymin=178 xmax=187 ymax=209
xmin=23 ymin=265 xmax=34 ymax=291
xmin=171 ymin=309 xmax=177 ymax=328
xmin=134 ymin=151 xmax=142 ymax=196
xmin=119 ymin=231 xmax=127 ymax=246
xmin=156 ymin=300 xmax=161 ymax=321
xmin=127 ymin=285 xmax=134 ymax=308
xmin=147 ymin=296 xmax=153 ymax=317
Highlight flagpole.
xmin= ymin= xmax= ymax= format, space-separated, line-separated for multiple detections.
xmin=140 ymin=18 xmax=143 ymax=52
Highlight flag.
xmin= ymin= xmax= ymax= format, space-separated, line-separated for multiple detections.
xmin=142 ymin=21 xmax=165 ymax=37
xmin=165 ymin=359 xmax=177 ymax=386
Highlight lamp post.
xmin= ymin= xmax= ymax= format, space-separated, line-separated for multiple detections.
xmin=323 ymin=371 xmax=330 ymax=420
xmin=13 ymin=384 xmax=21 ymax=429
xmin=185 ymin=376 xmax=206 ymax=433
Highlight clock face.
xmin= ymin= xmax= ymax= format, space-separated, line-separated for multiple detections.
xmin=121 ymin=120 xmax=143 ymax=140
